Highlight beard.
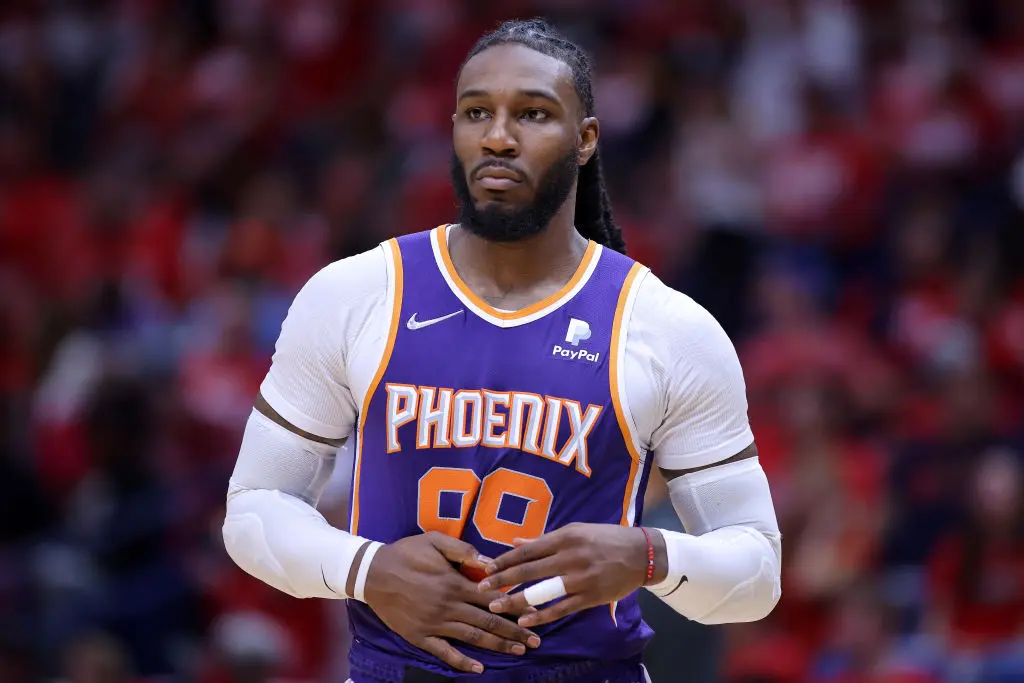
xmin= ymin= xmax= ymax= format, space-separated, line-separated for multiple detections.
xmin=450 ymin=146 xmax=578 ymax=243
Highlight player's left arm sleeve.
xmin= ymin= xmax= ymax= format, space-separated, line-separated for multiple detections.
xmin=646 ymin=453 xmax=782 ymax=624
xmin=643 ymin=287 xmax=780 ymax=623
xmin=646 ymin=289 xmax=754 ymax=471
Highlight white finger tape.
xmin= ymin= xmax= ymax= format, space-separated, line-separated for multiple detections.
xmin=523 ymin=576 xmax=567 ymax=606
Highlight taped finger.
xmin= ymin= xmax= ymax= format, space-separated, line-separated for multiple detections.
xmin=522 ymin=576 xmax=567 ymax=606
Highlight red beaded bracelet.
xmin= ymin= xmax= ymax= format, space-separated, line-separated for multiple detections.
xmin=639 ymin=526 xmax=655 ymax=585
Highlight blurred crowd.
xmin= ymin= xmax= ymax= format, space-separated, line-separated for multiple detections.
xmin=2 ymin=0 xmax=1024 ymax=682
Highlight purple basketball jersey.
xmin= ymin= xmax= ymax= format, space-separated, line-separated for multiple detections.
xmin=346 ymin=227 xmax=656 ymax=681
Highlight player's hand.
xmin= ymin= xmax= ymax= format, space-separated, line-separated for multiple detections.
xmin=363 ymin=531 xmax=542 ymax=674
xmin=478 ymin=523 xmax=666 ymax=628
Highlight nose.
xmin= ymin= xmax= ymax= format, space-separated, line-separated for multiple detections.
xmin=480 ymin=110 xmax=519 ymax=157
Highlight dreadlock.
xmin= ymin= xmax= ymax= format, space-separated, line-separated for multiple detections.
xmin=460 ymin=18 xmax=627 ymax=255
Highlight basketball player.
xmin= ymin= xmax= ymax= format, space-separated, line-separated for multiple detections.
xmin=222 ymin=19 xmax=781 ymax=683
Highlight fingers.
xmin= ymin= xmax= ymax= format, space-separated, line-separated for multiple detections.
xmin=487 ymin=576 xmax=567 ymax=615
xmin=449 ymin=571 xmax=532 ymax=613
xmin=487 ymin=590 xmax=532 ymax=616
xmin=454 ymin=572 xmax=508 ymax=608
xmin=441 ymin=622 xmax=527 ymax=656
xmin=466 ymin=586 xmax=537 ymax=617
xmin=518 ymin=594 xmax=588 ymax=628
xmin=427 ymin=531 xmax=493 ymax=569
xmin=419 ymin=636 xmax=483 ymax=674
xmin=452 ymin=603 xmax=542 ymax=651
xmin=439 ymin=610 xmax=541 ymax=659
xmin=486 ymin=533 xmax=561 ymax=577
xmin=478 ymin=556 xmax=565 ymax=593
xmin=463 ymin=584 xmax=536 ymax=617
xmin=506 ymin=602 xmax=538 ymax=618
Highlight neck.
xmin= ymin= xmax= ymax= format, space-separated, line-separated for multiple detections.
xmin=450 ymin=201 xmax=588 ymax=299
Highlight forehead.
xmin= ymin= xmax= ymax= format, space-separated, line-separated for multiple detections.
xmin=458 ymin=43 xmax=578 ymax=109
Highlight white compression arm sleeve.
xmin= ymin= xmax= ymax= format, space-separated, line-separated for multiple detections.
xmin=647 ymin=456 xmax=782 ymax=624
xmin=222 ymin=409 xmax=382 ymax=601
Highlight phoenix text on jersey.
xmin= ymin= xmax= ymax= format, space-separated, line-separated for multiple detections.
xmin=384 ymin=383 xmax=603 ymax=476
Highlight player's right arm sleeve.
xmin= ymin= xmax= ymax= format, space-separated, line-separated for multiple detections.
xmin=259 ymin=248 xmax=387 ymax=440
xmin=223 ymin=409 xmax=382 ymax=601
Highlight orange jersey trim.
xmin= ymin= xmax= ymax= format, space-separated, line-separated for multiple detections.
xmin=435 ymin=225 xmax=598 ymax=321
xmin=351 ymin=239 xmax=404 ymax=535
xmin=608 ymin=262 xmax=645 ymax=624
xmin=610 ymin=262 xmax=646 ymax=526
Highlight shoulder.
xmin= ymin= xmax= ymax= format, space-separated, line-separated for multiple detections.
xmin=632 ymin=272 xmax=710 ymax=324
xmin=628 ymin=272 xmax=736 ymax=369
xmin=277 ymin=243 xmax=392 ymax=355
xmin=299 ymin=243 xmax=390 ymax=307
xmin=623 ymin=273 xmax=753 ymax=468
xmin=260 ymin=243 xmax=394 ymax=438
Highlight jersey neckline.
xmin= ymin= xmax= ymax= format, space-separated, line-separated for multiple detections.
xmin=430 ymin=224 xmax=602 ymax=328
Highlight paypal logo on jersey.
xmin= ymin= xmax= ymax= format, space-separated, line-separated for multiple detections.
xmin=564 ymin=318 xmax=591 ymax=346
xmin=553 ymin=318 xmax=600 ymax=363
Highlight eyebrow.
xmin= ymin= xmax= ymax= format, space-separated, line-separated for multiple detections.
xmin=458 ymin=88 xmax=562 ymax=106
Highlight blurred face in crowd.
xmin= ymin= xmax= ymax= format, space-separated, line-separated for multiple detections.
xmin=450 ymin=43 xmax=597 ymax=242
xmin=972 ymin=449 xmax=1022 ymax=529
xmin=896 ymin=195 xmax=950 ymax=281
xmin=833 ymin=585 xmax=888 ymax=657
xmin=63 ymin=634 xmax=131 ymax=683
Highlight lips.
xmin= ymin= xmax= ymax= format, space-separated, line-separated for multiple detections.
xmin=474 ymin=165 xmax=523 ymax=190
xmin=478 ymin=176 xmax=521 ymax=190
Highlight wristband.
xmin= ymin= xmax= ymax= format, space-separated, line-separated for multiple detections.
xmin=639 ymin=527 xmax=655 ymax=585
xmin=353 ymin=541 xmax=383 ymax=602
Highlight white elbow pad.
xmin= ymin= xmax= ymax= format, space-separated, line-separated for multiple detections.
xmin=647 ymin=457 xmax=782 ymax=623
xmin=223 ymin=487 xmax=382 ymax=601
xmin=222 ymin=410 xmax=382 ymax=601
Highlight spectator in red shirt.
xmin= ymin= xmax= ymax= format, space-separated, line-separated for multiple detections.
xmin=926 ymin=447 xmax=1024 ymax=679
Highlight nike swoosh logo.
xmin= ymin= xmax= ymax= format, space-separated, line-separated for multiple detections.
xmin=663 ymin=574 xmax=689 ymax=597
xmin=406 ymin=310 xmax=464 ymax=330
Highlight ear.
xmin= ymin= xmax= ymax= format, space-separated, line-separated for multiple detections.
xmin=578 ymin=117 xmax=599 ymax=166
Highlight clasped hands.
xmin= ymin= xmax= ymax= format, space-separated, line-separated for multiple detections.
xmin=363 ymin=523 xmax=663 ymax=674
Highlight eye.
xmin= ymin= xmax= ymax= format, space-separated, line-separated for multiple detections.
xmin=522 ymin=109 xmax=550 ymax=122
xmin=465 ymin=107 xmax=490 ymax=121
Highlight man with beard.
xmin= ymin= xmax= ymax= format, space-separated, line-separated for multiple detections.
xmin=221 ymin=18 xmax=782 ymax=683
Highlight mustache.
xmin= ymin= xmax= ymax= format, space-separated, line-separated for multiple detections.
xmin=471 ymin=159 xmax=525 ymax=181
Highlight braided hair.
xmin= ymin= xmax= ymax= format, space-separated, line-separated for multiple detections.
xmin=460 ymin=19 xmax=627 ymax=255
